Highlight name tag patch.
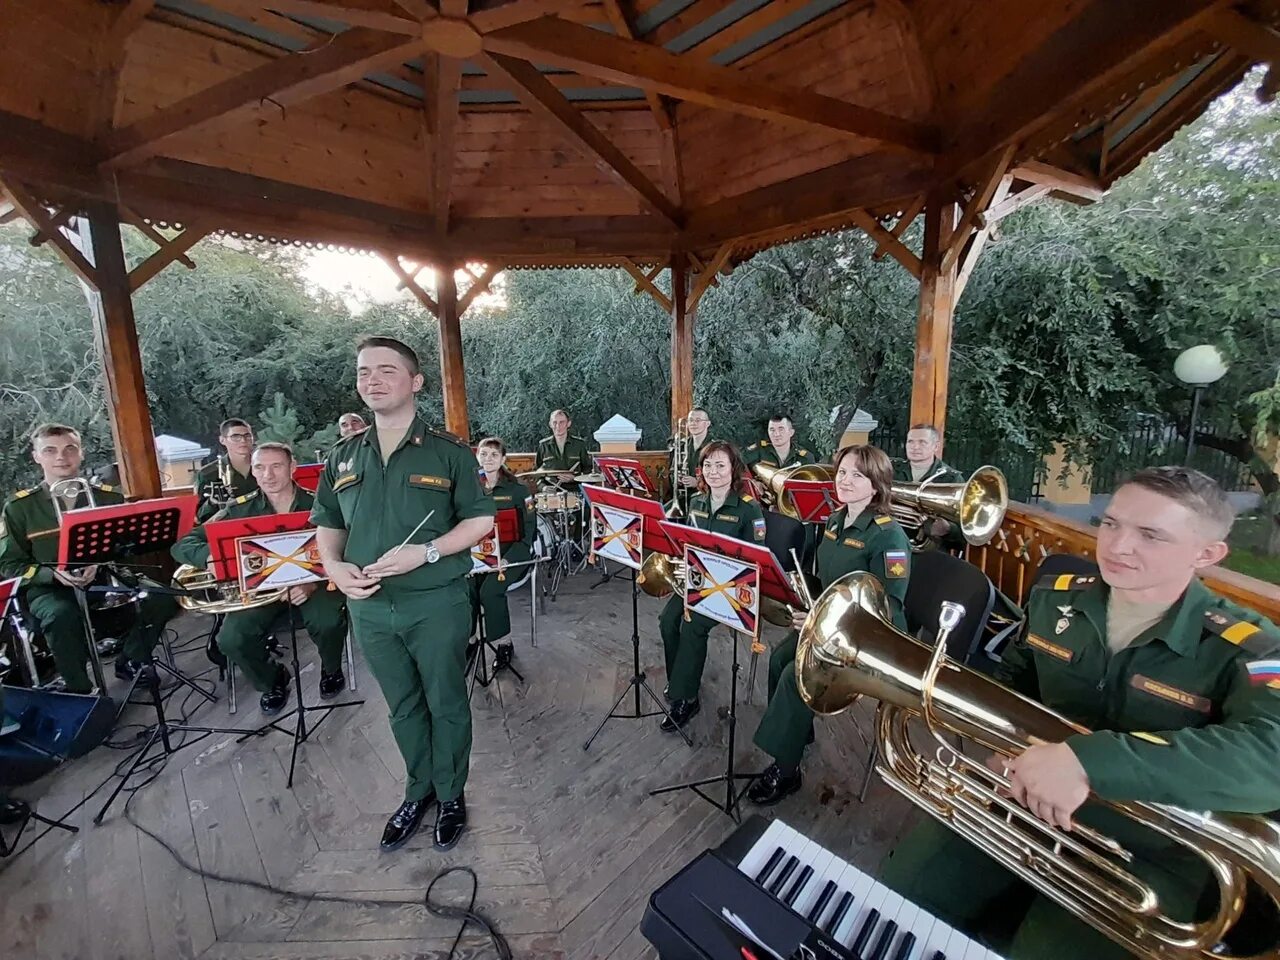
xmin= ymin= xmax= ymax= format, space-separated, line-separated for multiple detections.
xmin=1131 ymin=674 xmax=1212 ymax=713
xmin=409 ymin=474 xmax=451 ymax=490
xmin=842 ymin=538 xmax=864 ymax=548
xmin=1027 ymin=633 xmax=1074 ymax=662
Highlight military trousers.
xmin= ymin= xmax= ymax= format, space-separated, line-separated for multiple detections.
xmin=218 ymin=588 xmax=346 ymax=693
xmin=469 ymin=542 xmax=531 ymax=643
xmin=752 ymin=629 xmax=815 ymax=768
xmin=350 ymin=581 xmax=471 ymax=803
xmin=26 ymin=585 xmax=177 ymax=694
xmin=659 ymin=596 xmax=716 ymax=701
xmin=879 ymin=817 xmax=1203 ymax=959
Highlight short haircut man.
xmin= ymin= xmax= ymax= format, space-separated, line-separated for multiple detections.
xmin=1121 ymin=465 xmax=1235 ymax=540
xmin=31 ymin=423 xmax=80 ymax=446
xmin=254 ymin=441 xmax=295 ymax=462
xmin=356 ymin=335 xmax=420 ymax=376
xmin=219 ymin=417 xmax=251 ymax=437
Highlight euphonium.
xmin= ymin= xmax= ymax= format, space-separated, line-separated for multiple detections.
xmin=889 ymin=464 xmax=1008 ymax=546
xmin=636 ymin=551 xmax=685 ymax=599
xmin=750 ymin=461 xmax=837 ymax=521
xmin=172 ymin=563 xmax=286 ymax=614
xmin=796 ymin=571 xmax=1280 ymax=959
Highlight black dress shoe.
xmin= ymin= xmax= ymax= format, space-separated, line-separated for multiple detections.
xmin=494 ymin=642 xmax=514 ymax=669
xmin=260 ymin=671 xmax=291 ymax=715
xmin=0 ymin=797 xmax=30 ymax=826
xmin=660 ymin=698 xmax=700 ymax=732
xmin=113 ymin=657 xmax=149 ymax=681
xmin=747 ymin=763 xmax=802 ymax=806
xmin=380 ymin=796 xmax=433 ymax=851
xmin=434 ymin=794 xmax=467 ymax=851
xmin=318 ymin=669 xmax=345 ymax=700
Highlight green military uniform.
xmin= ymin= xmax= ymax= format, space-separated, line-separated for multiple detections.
xmin=171 ymin=487 xmax=346 ymax=693
xmin=470 ymin=475 xmax=536 ymax=642
xmin=194 ymin=459 xmax=259 ymax=522
xmin=893 ymin=456 xmax=965 ymax=549
xmin=880 ymin=574 xmax=1280 ymax=959
xmin=753 ymin=507 xmax=911 ymax=767
xmin=659 ymin=490 xmax=767 ymax=701
xmin=0 ymin=480 xmax=178 ymax=693
xmin=743 ymin=439 xmax=817 ymax=469
xmin=535 ymin=433 xmax=593 ymax=479
xmin=311 ymin=418 xmax=494 ymax=804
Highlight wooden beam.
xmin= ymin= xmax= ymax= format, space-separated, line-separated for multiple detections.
xmin=393 ymin=0 xmax=436 ymax=18
xmin=128 ymin=225 xmax=209 ymax=291
xmin=873 ymin=194 xmax=924 ymax=261
xmin=688 ymin=242 xmax=734 ymax=312
xmin=480 ymin=52 xmax=680 ymax=224
xmin=1009 ymin=161 xmax=1106 ymax=202
xmin=120 ymin=205 xmax=197 ymax=270
xmin=599 ymin=0 xmax=672 ymax=130
xmin=1205 ymin=7 xmax=1280 ymax=66
xmin=28 ymin=207 xmax=76 ymax=248
xmin=82 ymin=202 xmax=163 ymax=498
xmin=104 ymin=29 xmax=424 ymax=168
xmin=436 ymin=263 xmax=470 ymax=440
xmin=471 ymin=0 xmax=594 ymax=32
xmin=621 ymin=258 xmax=672 ymax=312
xmin=0 ymin=181 xmax=100 ymax=289
xmin=847 ymin=209 xmax=921 ymax=279
xmin=483 ymin=18 xmax=939 ymax=153
xmin=909 ymin=196 xmax=958 ymax=437
xmin=381 ymin=254 xmax=439 ymax=315
xmin=955 ymin=176 xmax=1014 ymax=303
xmin=980 ymin=183 xmax=1052 ymax=227
xmin=670 ymin=253 xmax=693 ymax=433
xmin=432 ymin=55 xmax=463 ymax=234
xmin=0 ymin=204 xmax=18 ymax=226
xmin=236 ymin=0 xmax=421 ymax=33
xmin=457 ymin=262 xmax=502 ymax=314
xmin=942 ymin=144 xmax=1016 ymax=272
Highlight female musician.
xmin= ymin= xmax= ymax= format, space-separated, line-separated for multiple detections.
xmin=473 ymin=438 xmax=536 ymax=668
xmin=748 ymin=443 xmax=912 ymax=804
xmin=657 ymin=440 xmax=767 ymax=732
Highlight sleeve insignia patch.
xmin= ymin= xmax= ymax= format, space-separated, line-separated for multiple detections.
xmin=884 ymin=548 xmax=908 ymax=579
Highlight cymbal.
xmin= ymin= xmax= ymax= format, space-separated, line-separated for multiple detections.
xmin=516 ymin=468 xmax=573 ymax=480
xmin=575 ymin=473 xmax=605 ymax=484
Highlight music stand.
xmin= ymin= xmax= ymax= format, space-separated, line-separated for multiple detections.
xmin=291 ymin=463 xmax=323 ymax=493
xmin=782 ymin=479 xmax=838 ymax=525
xmin=590 ymin=457 xmax=659 ymax=589
xmin=648 ymin=523 xmax=803 ymax=821
xmin=468 ymin=508 xmax=524 ymax=691
xmin=580 ymin=485 xmax=689 ymax=750
xmin=218 ymin=513 xmax=365 ymax=788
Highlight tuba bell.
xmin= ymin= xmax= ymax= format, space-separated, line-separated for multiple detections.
xmin=636 ymin=551 xmax=685 ymax=599
xmin=795 ymin=570 xmax=1280 ymax=959
xmin=750 ymin=462 xmax=837 ymax=521
xmin=172 ymin=563 xmax=286 ymax=614
xmin=889 ymin=464 xmax=1008 ymax=546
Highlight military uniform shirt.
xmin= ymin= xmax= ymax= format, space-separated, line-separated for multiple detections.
xmin=818 ymin=507 xmax=912 ymax=631
xmin=172 ymin=487 xmax=315 ymax=569
xmin=744 ymin=439 xmax=816 ymax=469
xmin=683 ymin=489 xmax=767 ymax=543
xmin=194 ymin=460 xmax=259 ymax=521
xmin=310 ymin=417 xmax=495 ymax=597
xmin=0 ymin=480 xmax=123 ymax=586
xmin=998 ymin=574 xmax=1280 ymax=813
xmin=536 ymin=434 xmax=593 ymax=476
xmin=670 ymin=434 xmax=712 ymax=478
xmin=892 ymin=457 xmax=963 ymax=484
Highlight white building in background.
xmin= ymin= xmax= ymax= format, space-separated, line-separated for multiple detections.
xmin=154 ymin=434 xmax=211 ymax=490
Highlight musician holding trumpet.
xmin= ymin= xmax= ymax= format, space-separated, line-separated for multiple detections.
xmin=195 ymin=418 xmax=258 ymax=522
xmin=748 ymin=444 xmax=912 ymax=805
xmin=667 ymin=408 xmax=712 ymax=516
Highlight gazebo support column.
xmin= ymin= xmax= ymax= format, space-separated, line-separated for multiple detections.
xmin=909 ymin=195 xmax=959 ymax=438
xmin=436 ymin=263 xmax=470 ymax=441
xmin=84 ymin=201 xmax=163 ymax=499
xmin=669 ymin=253 xmax=694 ymax=431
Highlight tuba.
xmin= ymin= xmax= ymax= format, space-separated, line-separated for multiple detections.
xmin=172 ymin=563 xmax=286 ymax=614
xmin=750 ymin=461 xmax=837 ymax=521
xmin=795 ymin=571 xmax=1280 ymax=959
xmin=890 ymin=464 xmax=1008 ymax=546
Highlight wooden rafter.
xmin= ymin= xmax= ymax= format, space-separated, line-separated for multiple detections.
xmin=1205 ymin=7 xmax=1280 ymax=67
xmin=0 ymin=180 xmax=99 ymax=289
xmin=471 ymin=0 xmax=593 ymax=33
xmin=457 ymin=262 xmax=503 ymax=314
xmin=621 ymin=258 xmax=672 ymax=312
xmin=955 ymin=175 xmax=1015 ymax=302
xmin=480 ymin=52 xmax=680 ymax=224
xmin=128 ymin=224 xmax=209 ymax=291
xmin=980 ymin=183 xmax=1052 ymax=227
xmin=482 ymin=18 xmax=939 ymax=153
xmin=381 ymin=253 xmax=439 ymax=315
xmin=688 ymin=242 xmax=734 ymax=312
xmin=0 ymin=203 xmax=18 ymax=226
xmin=29 ymin=207 xmax=76 ymax=248
xmin=120 ymin=205 xmax=197 ymax=270
xmin=431 ymin=0 xmax=465 ymax=238
xmin=873 ymin=195 xmax=924 ymax=261
xmin=679 ymin=0 xmax=814 ymax=64
xmin=104 ymin=29 xmax=425 ymax=168
xmin=237 ymin=0 xmax=421 ymax=34
xmin=848 ymin=209 xmax=921 ymax=278
xmin=599 ymin=0 xmax=671 ymax=130
xmin=942 ymin=144 xmax=1016 ymax=272
xmin=1009 ymin=162 xmax=1105 ymax=201
xmin=641 ymin=0 xmax=737 ymax=48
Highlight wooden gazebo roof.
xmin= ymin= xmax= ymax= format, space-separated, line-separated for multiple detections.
xmin=2 ymin=0 xmax=1277 ymax=268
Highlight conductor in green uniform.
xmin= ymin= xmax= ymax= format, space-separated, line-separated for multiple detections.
xmin=0 ymin=423 xmax=178 ymax=692
xmin=880 ymin=466 xmax=1280 ymax=959
xmin=194 ymin=418 xmax=259 ymax=521
xmin=894 ymin=422 xmax=965 ymax=550
xmin=473 ymin=437 xmax=536 ymax=670
xmin=743 ymin=414 xmax=817 ymax=470
xmin=748 ymin=444 xmax=912 ymax=804
xmin=536 ymin=409 xmax=593 ymax=481
xmin=658 ymin=440 xmax=766 ymax=731
xmin=172 ymin=442 xmax=348 ymax=715
xmin=312 ymin=337 xmax=494 ymax=853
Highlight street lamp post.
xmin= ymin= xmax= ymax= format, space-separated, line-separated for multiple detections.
xmin=1173 ymin=345 xmax=1228 ymax=465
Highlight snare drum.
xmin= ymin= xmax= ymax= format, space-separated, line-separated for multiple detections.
xmin=535 ymin=490 xmax=582 ymax=513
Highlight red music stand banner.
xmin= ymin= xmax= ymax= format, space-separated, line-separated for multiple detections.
xmin=471 ymin=517 xmax=503 ymax=576
xmin=583 ymin=485 xmax=674 ymax=559
xmin=784 ymin=479 xmax=838 ymax=524
xmin=205 ymin=511 xmax=315 ymax=585
xmin=237 ymin=529 xmax=325 ymax=594
xmin=57 ymin=495 xmax=198 ymax=566
xmin=595 ymin=457 xmax=656 ymax=497
xmin=0 ymin=576 xmax=19 ymax=617
xmin=292 ymin=463 xmax=323 ymax=493
xmin=590 ymin=502 xmax=644 ymax=570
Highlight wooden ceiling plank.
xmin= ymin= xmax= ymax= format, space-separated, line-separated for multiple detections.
xmin=1205 ymin=7 xmax=1280 ymax=65
xmin=847 ymin=208 xmax=921 ymax=278
xmin=480 ymin=52 xmax=680 ymax=224
xmin=104 ymin=28 xmax=425 ymax=168
xmin=600 ymin=0 xmax=672 ymax=130
xmin=457 ymin=261 xmax=503 ymax=313
xmin=621 ymin=257 xmax=672 ymax=311
xmin=942 ymin=143 xmax=1015 ymax=272
xmin=235 ymin=0 xmax=422 ymax=34
xmin=873 ymin=193 xmax=924 ymax=261
xmin=381 ymin=253 xmax=440 ymax=314
xmin=393 ymin=0 xmax=437 ymax=18
xmin=128 ymin=224 xmax=209 ymax=291
xmin=0 ymin=180 xmax=100 ymax=288
xmin=682 ymin=0 xmax=815 ymax=63
xmin=471 ymin=0 xmax=595 ymax=32
xmin=120 ymin=204 xmax=197 ymax=269
xmin=482 ymin=17 xmax=939 ymax=152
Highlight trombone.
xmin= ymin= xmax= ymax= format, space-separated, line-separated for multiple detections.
xmin=666 ymin=417 xmax=691 ymax=519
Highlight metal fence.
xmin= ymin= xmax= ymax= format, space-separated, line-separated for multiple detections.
xmin=1087 ymin=413 xmax=1254 ymax=494
xmin=869 ymin=421 xmax=1043 ymax=502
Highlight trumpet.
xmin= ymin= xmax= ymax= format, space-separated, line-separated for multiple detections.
xmin=750 ymin=461 xmax=837 ymax=521
xmin=795 ymin=571 xmax=1280 ymax=958
xmin=890 ymin=464 xmax=1008 ymax=546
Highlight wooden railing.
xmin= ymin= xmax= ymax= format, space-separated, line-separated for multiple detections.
xmin=968 ymin=501 xmax=1280 ymax=622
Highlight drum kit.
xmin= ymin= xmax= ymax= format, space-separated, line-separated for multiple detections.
xmin=516 ymin=467 xmax=605 ymax=599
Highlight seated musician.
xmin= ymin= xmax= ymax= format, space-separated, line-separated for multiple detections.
xmin=337 ymin=412 xmax=367 ymax=440
xmin=195 ymin=418 xmax=259 ymax=522
xmin=896 ymin=422 xmax=965 ymax=550
xmin=0 ymin=424 xmax=178 ymax=690
xmin=172 ymin=442 xmax=348 ymax=715
xmin=879 ymin=467 xmax=1280 ymax=959
xmin=536 ymin=409 xmax=593 ymax=484
xmin=670 ymin=407 xmax=713 ymax=504
xmin=472 ymin=438 xmax=536 ymax=670
xmin=658 ymin=441 xmax=766 ymax=732
xmin=743 ymin=413 xmax=816 ymax=470
xmin=748 ymin=444 xmax=911 ymax=804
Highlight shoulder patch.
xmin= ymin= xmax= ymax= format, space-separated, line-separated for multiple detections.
xmin=874 ymin=515 xmax=893 ymax=526
xmin=234 ymin=491 xmax=260 ymax=504
xmin=91 ymin=481 xmax=115 ymax=494
xmin=746 ymin=442 xmax=759 ymax=451
xmin=14 ymin=487 xmax=32 ymax=499
xmin=741 ymin=494 xmax=755 ymax=503
xmin=1203 ymin=608 xmax=1280 ymax=658
xmin=333 ymin=431 xmax=364 ymax=452
xmin=425 ymin=426 xmax=469 ymax=448
xmin=1035 ymin=573 xmax=1098 ymax=591
xmin=798 ymin=448 xmax=809 ymax=457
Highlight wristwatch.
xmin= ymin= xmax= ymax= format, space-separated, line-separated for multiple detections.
xmin=424 ymin=540 xmax=441 ymax=564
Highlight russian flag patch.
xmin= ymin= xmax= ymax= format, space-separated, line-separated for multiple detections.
xmin=885 ymin=549 xmax=909 ymax=579
xmin=753 ymin=517 xmax=767 ymax=541
xmin=1246 ymin=660 xmax=1280 ymax=687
